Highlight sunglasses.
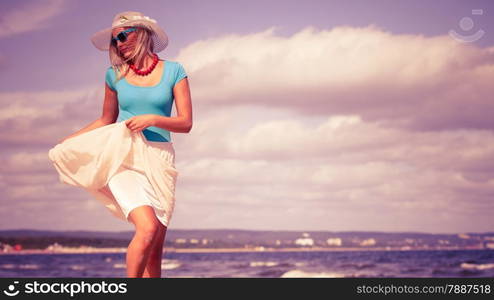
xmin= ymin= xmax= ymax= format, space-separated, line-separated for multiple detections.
xmin=111 ymin=28 xmax=137 ymax=47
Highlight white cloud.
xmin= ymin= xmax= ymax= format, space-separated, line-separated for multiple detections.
xmin=0 ymin=86 xmax=103 ymax=144
xmin=0 ymin=0 xmax=69 ymax=38
xmin=177 ymin=25 xmax=494 ymax=131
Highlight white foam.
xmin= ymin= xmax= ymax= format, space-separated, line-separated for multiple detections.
xmin=20 ymin=264 xmax=39 ymax=269
xmin=70 ymin=265 xmax=85 ymax=270
xmin=461 ymin=263 xmax=494 ymax=270
xmin=162 ymin=262 xmax=181 ymax=270
xmin=114 ymin=259 xmax=182 ymax=270
xmin=280 ymin=269 xmax=346 ymax=278
xmin=161 ymin=259 xmax=181 ymax=270
xmin=0 ymin=264 xmax=15 ymax=269
xmin=249 ymin=261 xmax=278 ymax=267
xmin=113 ymin=263 xmax=126 ymax=269
xmin=0 ymin=264 xmax=39 ymax=270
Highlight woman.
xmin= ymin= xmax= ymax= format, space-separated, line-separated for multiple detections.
xmin=56 ymin=11 xmax=192 ymax=278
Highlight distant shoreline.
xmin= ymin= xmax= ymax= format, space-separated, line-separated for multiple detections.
xmin=0 ymin=246 xmax=487 ymax=255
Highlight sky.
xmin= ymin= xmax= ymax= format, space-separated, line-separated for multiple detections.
xmin=0 ymin=0 xmax=493 ymax=233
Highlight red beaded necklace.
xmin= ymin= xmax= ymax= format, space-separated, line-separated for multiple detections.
xmin=129 ymin=53 xmax=159 ymax=76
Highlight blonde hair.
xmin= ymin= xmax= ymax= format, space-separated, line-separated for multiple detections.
xmin=108 ymin=26 xmax=156 ymax=85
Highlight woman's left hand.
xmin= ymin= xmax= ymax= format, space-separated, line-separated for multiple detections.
xmin=125 ymin=114 xmax=156 ymax=133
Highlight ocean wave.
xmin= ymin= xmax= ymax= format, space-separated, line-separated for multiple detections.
xmin=339 ymin=263 xmax=376 ymax=270
xmin=280 ymin=269 xmax=346 ymax=278
xmin=113 ymin=259 xmax=182 ymax=270
xmin=113 ymin=263 xmax=126 ymax=269
xmin=0 ymin=264 xmax=39 ymax=270
xmin=461 ymin=262 xmax=494 ymax=270
xmin=249 ymin=261 xmax=278 ymax=267
xmin=162 ymin=259 xmax=181 ymax=270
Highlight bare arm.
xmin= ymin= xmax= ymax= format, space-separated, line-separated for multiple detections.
xmin=59 ymin=83 xmax=119 ymax=143
xmin=152 ymin=77 xmax=192 ymax=133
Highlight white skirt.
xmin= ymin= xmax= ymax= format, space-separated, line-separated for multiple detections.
xmin=48 ymin=121 xmax=179 ymax=227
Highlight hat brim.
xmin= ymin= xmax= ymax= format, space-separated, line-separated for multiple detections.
xmin=90 ymin=21 xmax=169 ymax=52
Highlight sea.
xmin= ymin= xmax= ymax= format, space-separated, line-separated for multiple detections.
xmin=0 ymin=249 xmax=493 ymax=278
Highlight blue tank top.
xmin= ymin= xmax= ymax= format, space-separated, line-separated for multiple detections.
xmin=105 ymin=60 xmax=187 ymax=142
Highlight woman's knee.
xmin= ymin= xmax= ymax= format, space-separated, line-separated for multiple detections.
xmin=135 ymin=223 xmax=161 ymax=246
xmin=129 ymin=206 xmax=161 ymax=242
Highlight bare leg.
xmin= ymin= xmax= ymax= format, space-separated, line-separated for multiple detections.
xmin=126 ymin=205 xmax=161 ymax=278
xmin=142 ymin=223 xmax=167 ymax=278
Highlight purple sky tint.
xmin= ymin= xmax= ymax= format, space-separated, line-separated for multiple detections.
xmin=0 ymin=0 xmax=493 ymax=233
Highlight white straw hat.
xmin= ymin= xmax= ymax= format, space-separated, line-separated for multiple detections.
xmin=90 ymin=11 xmax=169 ymax=52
